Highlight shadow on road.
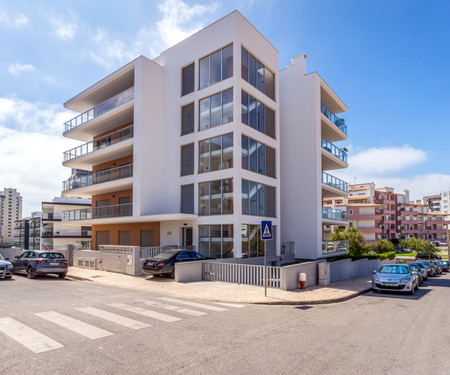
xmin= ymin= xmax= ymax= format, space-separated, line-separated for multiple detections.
xmin=11 ymin=273 xmax=72 ymax=282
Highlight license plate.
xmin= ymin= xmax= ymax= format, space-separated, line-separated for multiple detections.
xmin=50 ymin=263 xmax=59 ymax=266
xmin=384 ymin=282 xmax=397 ymax=287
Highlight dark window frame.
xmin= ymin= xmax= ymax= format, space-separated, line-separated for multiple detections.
xmin=181 ymin=62 xmax=195 ymax=96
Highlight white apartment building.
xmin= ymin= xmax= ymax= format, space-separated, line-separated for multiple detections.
xmin=0 ymin=188 xmax=22 ymax=244
xmin=280 ymin=55 xmax=350 ymax=259
xmin=60 ymin=11 xmax=281 ymax=260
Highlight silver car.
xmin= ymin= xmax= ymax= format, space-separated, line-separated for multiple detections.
xmin=0 ymin=254 xmax=14 ymax=279
xmin=372 ymin=264 xmax=419 ymax=295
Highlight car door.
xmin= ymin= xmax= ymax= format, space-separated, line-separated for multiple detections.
xmin=13 ymin=252 xmax=29 ymax=272
xmin=23 ymin=251 xmax=35 ymax=271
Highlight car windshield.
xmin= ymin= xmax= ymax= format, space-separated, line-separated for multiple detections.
xmin=379 ymin=265 xmax=409 ymax=274
xmin=410 ymin=265 xmax=418 ymax=271
xmin=39 ymin=253 xmax=65 ymax=259
xmin=0 ymin=254 xmax=4 ymax=260
xmin=151 ymin=251 xmax=178 ymax=260
xmin=415 ymin=263 xmax=425 ymax=269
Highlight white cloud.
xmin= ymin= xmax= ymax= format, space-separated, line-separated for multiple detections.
xmin=0 ymin=10 xmax=28 ymax=27
xmin=14 ymin=13 xmax=28 ymax=27
xmin=87 ymin=29 xmax=129 ymax=69
xmin=51 ymin=17 xmax=77 ymax=40
xmin=8 ymin=63 xmax=35 ymax=77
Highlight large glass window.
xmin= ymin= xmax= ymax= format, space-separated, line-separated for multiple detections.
xmin=181 ymin=143 xmax=194 ymax=176
xmin=182 ymin=63 xmax=195 ymax=96
xmin=241 ymin=224 xmax=276 ymax=258
xmin=241 ymin=135 xmax=276 ymax=178
xmin=199 ymin=44 xmax=233 ymax=90
xmin=241 ymin=47 xmax=275 ymax=100
xmin=181 ymin=102 xmax=194 ymax=135
xmin=199 ymin=133 xmax=233 ymax=173
xmin=242 ymin=179 xmax=275 ymax=217
xmin=199 ymin=89 xmax=233 ymax=131
xmin=199 ymin=179 xmax=233 ymax=216
xmin=241 ymin=91 xmax=275 ymax=139
xmin=199 ymin=224 xmax=233 ymax=258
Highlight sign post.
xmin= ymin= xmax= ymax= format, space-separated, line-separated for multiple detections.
xmin=261 ymin=220 xmax=273 ymax=297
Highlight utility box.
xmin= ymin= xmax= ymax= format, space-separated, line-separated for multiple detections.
xmin=318 ymin=262 xmax=330 ymax=286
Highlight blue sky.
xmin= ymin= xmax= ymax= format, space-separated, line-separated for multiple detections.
xmin=1 ymin=0 xmax=449 ymax=216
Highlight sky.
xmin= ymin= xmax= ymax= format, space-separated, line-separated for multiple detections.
xmin=0 ymin=0 xmax=449 ymax=216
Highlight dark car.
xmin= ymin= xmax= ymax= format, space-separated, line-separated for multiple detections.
xmin=12 ymin=250 xmax=68 ymax=279
xmin=407 ymin=263 xmax=424 ymax=286
xmin=142 ymin=250 xmax=214 ymax=278
xmin=416 ymin=252 xmax=442 ymax=260
xmin=431 ymin=261 xmax=442 ymax=275
xmin=409 ymin=261 xmax=428 ymax=281
xmin=416 ymin=260 xmax=435 ymax=276
xmin=438 ymin=260 xmax=449 ymax=272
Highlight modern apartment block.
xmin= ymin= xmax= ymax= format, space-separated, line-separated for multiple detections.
xmin=280 ymin=55 xmax=350 ymax=259
xmin=15 ymin=212 xmax=41 ymax=250
xmin=0 ymin=188 xmax=22 ymax=244
xmin=60 ymin=11 xmax=282 ymax=259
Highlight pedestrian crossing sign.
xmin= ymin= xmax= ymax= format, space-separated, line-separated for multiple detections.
xmin=261 ymin=220 xmax=273 ymax=240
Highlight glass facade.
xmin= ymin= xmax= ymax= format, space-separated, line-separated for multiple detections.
xmin=242 ymin=179 xmax=276 ymax=217
xmin=241 ymin=47 xmax=275 ymax=100
xmin=199 ymin=44 xmax=233 ymax=89
xmin=199 ymin=133 xmax=233 ymax=173
xmin=199 ymin=178 xmax=233 ymax=216
xmin=241 ymin=135 xmax=275 ymax=178
xmin=199 ymin=88 xmax=233 ymax=131
xmin=241 ymin=224 xmax=265 ymax=258
xmin=241 ymin=91 xmax=275 ymax=139
xmin=199 ymin=224 xmax=233 ymax=258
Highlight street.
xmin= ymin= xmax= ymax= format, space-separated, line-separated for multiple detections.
xmin=1 ymin=273 xmax=450 ymax=375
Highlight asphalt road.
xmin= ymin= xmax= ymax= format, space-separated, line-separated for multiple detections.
xmin=1 ymin=272 xmax=449 ymax=375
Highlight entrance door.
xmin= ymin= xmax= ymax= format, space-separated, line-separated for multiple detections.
xmin=182 ymin=227 xmax=193 ymax=248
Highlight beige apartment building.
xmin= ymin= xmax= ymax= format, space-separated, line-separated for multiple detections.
xmin=0 ymin=188 xmax=22 ymax=244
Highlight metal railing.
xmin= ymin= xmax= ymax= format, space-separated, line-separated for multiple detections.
xmin=42 ymin=213 xmax=62 ymax=220
xmin=321 ymin=102 xmax=347 ymax=134
xmin=64 ymin=87 xmax=134 ymax=132
xmin=62 ymin=164 xmax=133 ymax=191
xmin=322 ymin=172 xmax=349 ymax=192
xmin=321 ymin=137 xmax=348 ymax=163
xmin=322 ymin=240 xmax=349 ymax=255
xmin=41 ymin=230 xmax=91 ymax=237
xmin=140 ymin=245 xmax=196 ymax=259
xmin=63 ymin=125 xmax=134 ymax=161
xmin=62 ymin=203 xmax=132 ymax=221
xmin=203 ymin=262 xmax=281 ymax=288
xmin=322 ymin=207 xmax=348 ymax=221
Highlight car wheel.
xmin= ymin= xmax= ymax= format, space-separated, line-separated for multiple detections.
xmin=409 ymin=286 xmax=415 ymax=295
xmin=170 ymin=269 xmax=175 ymax=279
xmin=4 ymin=276 xmax=12 ymax=279
xmin=58 ymin=273 xmax=66 ymax=279
xmin=414 ymin=281 xmax=419 ymax=291
xmin=372 ymin=288 xmax=378 ymax=293
xmin=26 ymin=267 xmax=35 ymax=279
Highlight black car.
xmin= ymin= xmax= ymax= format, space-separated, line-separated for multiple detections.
xmin=438 ymin=260 xmax=449 ymax=272
xmin=416 ymin=252 xmax=442 ymax=260
xmin=12 ymin=250 xmax=68 ymax=279
xmin=142 ymin=250 xmax=214 ymax=278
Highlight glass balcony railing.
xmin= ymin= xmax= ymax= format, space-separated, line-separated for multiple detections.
xmin=64 ymin=125 xmax=133 ymax=162
xmin=321 ymin=137 xmax=348 ymax=163
xmin=322 ymin=240 xmax=349 ymax=255
xmin=322 ymin=207 xmax=348 ymax=221
xmin=63 ymin=203 xmax=132 ymax=221
xmin=321 ymin=102 xmax=347 ymax=134
xmin=64 ymin=87 xmax=134 ymax=132
xmin=62 ymin=164 xmax=133 ymax=191
xmin=322 ymin=172 xmax=348 ymax=192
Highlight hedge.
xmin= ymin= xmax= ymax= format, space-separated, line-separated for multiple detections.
xmin=327 ymin=251 xmax=396 ymax=262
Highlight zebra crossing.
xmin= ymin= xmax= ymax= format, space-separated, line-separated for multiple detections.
xmin=0 ymin=297 xmax=246 ymax=354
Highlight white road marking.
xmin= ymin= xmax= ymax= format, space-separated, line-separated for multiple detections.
xmin=140 ymin=300 xmax=207 ymax=317
xmin=159 ymin=297 xmax=228 ymax=311
xmin=108 ymin=303 xmax=182 ymax=322
xmin=215 ymin=302 xmax=246 ymax=308
xmin=35 ymin=311 xmax=113 ymax=340
xmin=75 ymin=306 xmax=151 ymax=330
xmin=0 ymin=317 xmax=64 ymax=354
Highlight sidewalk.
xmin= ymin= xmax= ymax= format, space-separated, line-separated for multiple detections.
xmin=67 ymin=267 xmax=373 ymax=305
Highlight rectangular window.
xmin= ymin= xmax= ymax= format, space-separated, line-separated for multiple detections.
xmin=181 ymin=103 xmax=194 ymax=135
xmin=199 ymin=88 xmax=233 ymax=131
xmin=199 ymin=44 xmax=233 ymax=90
xmin=241 ymin=135 xmax=276 ymax=178
xmin=182 ymin=63 xmax=195 ymax=96
xmin=96 ymin=231 xmax=110 ymax=250
xmin=241 ymin=91 xmax=275 ymax=139
xmin=118 ymin=230 xmax=130 ymax=246
xmin=181 ymin=184 xmax=194 ymax=214
xmin=198 ymin=133 xmax=233 ymax=173
xmin=242 ymin=179 xmax=275 ymax=217
xmin=140 ymin=230 xmax=154 ymax=247
xmin=181 ymin=143 xmax=194 ymax=176
xmin=241 ymin=47 xmax=275 ymax=100
xmin=198 ymin=224 xmax=233 ymax=259
xmin=198 ymin=179 xmax=233 ymax=216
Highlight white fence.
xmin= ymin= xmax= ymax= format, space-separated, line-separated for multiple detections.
xmin=139 ymin=245 xmax=195 ymax=260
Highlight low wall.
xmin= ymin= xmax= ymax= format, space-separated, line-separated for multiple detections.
xmin=0 ymin=247 xmax=24 ymax=260
xmin=280 ymin=261 xmax=322 ymax=291
xmin=330 ymin=258 xmax=392 ymax=283
xmin=175 ymin=261 xmax=204 ymax=282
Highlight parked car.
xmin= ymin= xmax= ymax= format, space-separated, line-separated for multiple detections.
xmin=416 ymin=260 xmax=435 ymax=276
xmin=12 ymin=250 xmax=68 ymax=279
xmin=142 ymin=250 xmax=215 ymax=278
xmin=416 ymin=252 xmax=442 ymax=260
xmin=431 ymin=261 xmax=442 ymax=275
xmin=409 ymin=261 xmax=428 ymax=281
xmin=372 ymin=264 xmax=419 ymax=295
xmin=438 ymin=260 xmax=449 ymax=272
xmin=0 ymin=254 xmax=13 ymax=279
xmin=407 ymin=263 xmax=424 ymax=286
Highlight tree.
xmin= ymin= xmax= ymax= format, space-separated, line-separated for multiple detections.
xmin=368 ymin=239 xmax=394 ymax=254
xmin=329 ymin=227 xmax=365 ymax=255
xmin=400 ymin=237 xmax=437 ymax=260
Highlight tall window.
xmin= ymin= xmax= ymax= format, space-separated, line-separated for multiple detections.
xmin=199 ymin=224 xmax=233 ymax=258
xmin=199 ymin=44 xmax=233 ymax=89
xmin=241 ymin=47 xmax=275 ymax=100
xmin=241 ymin=224 xmax=276 ymax=258
xmin=199 ymin=133 xmax=233 ymax=173
xmin=242 ymin=179 xmax=275 ymax=217
xmin=241 ymin=91 xmax=275 ymax=139
xmin=181 ymin=143 xmax=194 ymax=176
xmin=242 ymin=135 xmax=275 ymax=178
xmin=181 ymin=103 xmax=194 ymax=135
xmin=182 ymin=63 xmax=195 ymax=96
xmin=181 ymin=184 xmax=194 ymax=214
xmin=199 ymin=89 xmax=233 ymax=131
xmin=199 ymin=179 xmax=233 ymax=216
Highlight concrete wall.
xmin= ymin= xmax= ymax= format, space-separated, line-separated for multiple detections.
xmin=175 ymin=261 xmax=204 ymax=282
xmin=0 ymin=247 xmax=24 ymax=260
xmin=329 ymin=258 xmax=391 ymax=283
xmin=280 ymin=261 xmax=322 ymax=291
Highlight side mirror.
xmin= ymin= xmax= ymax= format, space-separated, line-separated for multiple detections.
xmin=15 ymin=256 xmax=19 ymax=259
xmin=373 ymin=270 xmax=377 ymax=274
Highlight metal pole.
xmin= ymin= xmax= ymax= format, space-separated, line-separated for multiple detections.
xmin=264 ymin=239 xmax=267 ymax=297
xmin=447 ymin=224 xmax=450 ymax=261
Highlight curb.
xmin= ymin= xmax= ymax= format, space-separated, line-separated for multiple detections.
xmin=66 ymin=274 xmax=94 ymax=282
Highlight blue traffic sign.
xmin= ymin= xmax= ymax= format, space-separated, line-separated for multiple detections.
xmin=261 ymin=220 xmax=273 ymax=240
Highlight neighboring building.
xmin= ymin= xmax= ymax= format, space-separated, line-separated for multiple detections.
xmin=422 ymin=194 xmax=441 ymax=213
xmin=280 ymin=54 xmax=349 ymax=259
xmin=0 ymin=188 xmax=22 ymax=244
xmin=14 ymin=218 xmax=29 ymax=249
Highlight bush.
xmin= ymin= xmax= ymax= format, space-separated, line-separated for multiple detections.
xmin=327 ymin=251 xmax=396 ymax=262
xmin=390 ymin=238 xmax=400 ymax=246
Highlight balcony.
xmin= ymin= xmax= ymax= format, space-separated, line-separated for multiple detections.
xmin=322 ymin=172 xmax=348 ymax=197
xmin=63 ymin=125 xmax=133 ymax=170
xmin=63 ymin=203 xmax=132 ymax=221
xmin=350 ymin=214 xmax=382 ymax=221
xmin=322 ymin=207 xmax=348 ymax=222
xmin=358 ymin=227 xmax=382 ymax=234
xmin=321 ymin=102 xmax=347 ymax=136
xmin=322 ymin=240 xmax=349 ymax=256
xmin=41 ymin=229 xmax=92 ymax=238
xmin=62 ymin=164 xmax=133 ymax=193
xmin=42 ymin=213 xmax=62 ymax=221
xmin=321 ymin=137 xmax=348 ymax=170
